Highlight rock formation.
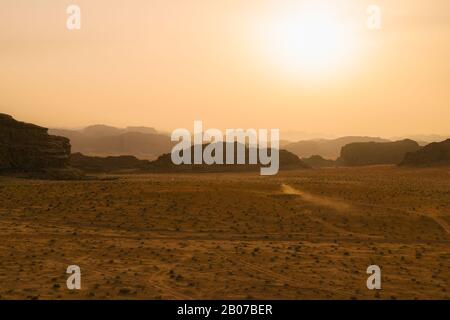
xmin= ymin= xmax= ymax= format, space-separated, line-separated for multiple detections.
xmin=284 ymin=136 xmax=390 ymax=160
xmin=147 ymin=143 xmax=309 ymax=173
xmin=400 ymin=139 xmax=450 ymax=166
xmin=338 ymin=139 xmax=420 ymax=166
xmin=70 ymin=152 xmax=150 ymax=173
xmin=302 ymin=155 xmax=336 ymax=168
xmin=0 ymin=114 xmax=71 ymax=171
xmin=0 ymin=113 xmax=82 ymax=179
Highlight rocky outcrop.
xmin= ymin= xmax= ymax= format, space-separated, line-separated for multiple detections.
xmin=302 ymin=155 xmax=336 ymax=168
xmin=0 ymin=113 xmax=73 ymax=174
xmin=338 ymin=139 xmax=420 ymax=166
xmin=284 ymin=136 xmax=390 ymax=160
xmin=400 ymin=139 xmax=450 ymax=167
xmin=147 ymin=143 xmax=310 ymax=173
xmin=70 ymin=152 xmax=150 ymax=172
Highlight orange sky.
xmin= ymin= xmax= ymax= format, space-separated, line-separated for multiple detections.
xmin=1 ymin=0 xmax=449 ymax=137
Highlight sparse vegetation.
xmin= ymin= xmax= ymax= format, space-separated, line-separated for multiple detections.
xmin=0 ymin=166 xmax=449 ymax=299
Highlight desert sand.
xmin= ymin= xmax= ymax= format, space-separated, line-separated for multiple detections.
xmin=0 ymin=165 xmax=449 ymax=300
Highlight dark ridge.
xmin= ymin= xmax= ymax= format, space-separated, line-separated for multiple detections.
xmin=302 ymin=155 xmax=336 ymax=168
xmin=70 ymin=152 xmax=150 ymax=173
xmin=147 ymin=142 xmax=309 ymax=173
xmin=337 ymin=139 xmax=420 ymax=166
xmin=400 ymin=139 xmax=450 ymax=167
xmin=284 ymin=136 xmax=390 ymax=160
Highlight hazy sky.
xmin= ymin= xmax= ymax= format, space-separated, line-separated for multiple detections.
xmin=1 ymin=0 xmax=449 ymax=137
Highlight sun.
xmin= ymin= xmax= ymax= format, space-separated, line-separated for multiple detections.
xmin=255 ymin=5 xmax=358 ymax=78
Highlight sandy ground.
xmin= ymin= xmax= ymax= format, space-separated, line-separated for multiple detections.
xmin=0 ymin=165 xmax=449 ymax=299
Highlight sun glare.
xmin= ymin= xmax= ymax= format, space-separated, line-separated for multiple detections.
xmin=256 ymin=5 xmax=358 ymax=79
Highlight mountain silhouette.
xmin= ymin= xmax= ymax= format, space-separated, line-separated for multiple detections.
xmin=302 ymin=155 xmax=336 ymax=168
xmin=284 ymin=136 xmax=390 ymax=159
xmin=400 ymin=139 xmax=450 ymax=167
xmin=338 ymin=139 xmax=420 ymax=166
xmin=147 ymin=142 xmax=309 ymax=173
xmin=50 ymin=126 xmax=173 ymax=160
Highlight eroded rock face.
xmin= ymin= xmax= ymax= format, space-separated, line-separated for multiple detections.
xmin=338 ymin=139 xmax=420 ymax=166
xmin=0 ymin=114 xmax=71 ymax=172
xmin=400 ymin=139 xmax=450 ymax=167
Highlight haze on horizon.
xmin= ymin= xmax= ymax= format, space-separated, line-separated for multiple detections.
xmin=1 ymin=0 xmax=449 ymax=138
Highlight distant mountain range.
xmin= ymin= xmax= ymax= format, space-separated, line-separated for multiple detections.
xmin=49 ymin=123 xmax=450 ymax=164
xmin=68 ymin=143 xmax=309 ymax=173
xmin=52 ymin=125 xmax=392 ymax=161
xmin=3 ymin=113 xmax=449 ymax=179
xmin=390 ymin=134 xmax=450 ymax=145
xmin=146 ymin=142 xmax=309 ymax=173
xmin=49 ymin=125 xmax=173 ymax=160
xmin=284 ymin=136 xmax=390 ymax=160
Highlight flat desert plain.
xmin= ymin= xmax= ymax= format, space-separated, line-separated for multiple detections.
xmin=0 ymin=166 xmax=449 ymax=300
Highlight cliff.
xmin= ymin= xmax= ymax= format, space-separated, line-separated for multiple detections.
xmin=0 ymin=114 xmax=79 ymax=178
xmin=338 ymin=139 xmax=420 ymax=166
